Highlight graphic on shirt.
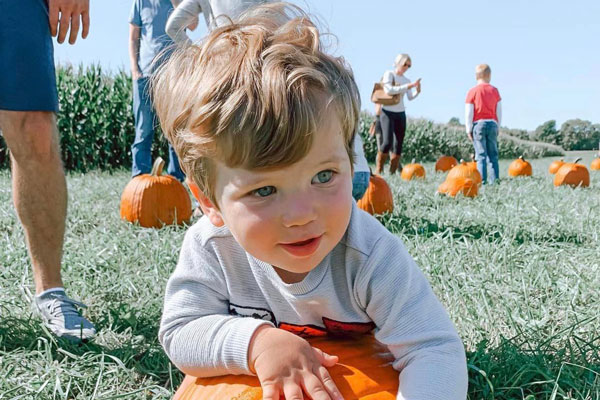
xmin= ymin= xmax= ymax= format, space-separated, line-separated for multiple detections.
xmin=278 ymin=322 xmax=328 ymax=338
xmin=322 ymin=316 xmax=376 ymax=335
xmin=229 ymin=303 xmax=276 ymax=324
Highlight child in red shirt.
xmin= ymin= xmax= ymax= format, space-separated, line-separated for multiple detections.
xmin=465 ymin=64 xmax=502 ymax=183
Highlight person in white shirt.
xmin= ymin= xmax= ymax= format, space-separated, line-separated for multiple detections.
xmin=378 ymin=53 xmax=421 ymax=175
xmin=352 ymin=134 xmax=370 ymax=201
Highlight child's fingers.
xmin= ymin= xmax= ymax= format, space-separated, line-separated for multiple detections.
xmin=312 ymin=347 xmax=338 ymax=367
xmin=261 ymin=382 xmax=280 ymax=400
xmin=303 ymin=368 xmax=343 ymax=400
xmin=282 ymin=380 xmax=306 ymax=400
xmin=314 ymin=365 xmax=344 ymax=400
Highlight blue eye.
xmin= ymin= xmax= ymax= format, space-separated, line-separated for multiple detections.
xmin=253 ymin=186 xmax=276 ymax=197
xmin=312 ymin=170 xmax=333 ymax=184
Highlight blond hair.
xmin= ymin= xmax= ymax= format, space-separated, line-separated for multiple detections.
xmin=394 ymin=53 xmax=411 ymax=67
xmin=152 ymin=2 xmax=360 ymax=204
xmin=475 ymin=64 xmax=491 ymax=79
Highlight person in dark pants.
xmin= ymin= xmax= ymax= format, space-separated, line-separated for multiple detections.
xmin=0 ymin=0 xmax=95 ymax=342
xmin=129 ymin=0 xmax=184 ymax=181
xmin=377 ymin=53 xmax=421 ymax=175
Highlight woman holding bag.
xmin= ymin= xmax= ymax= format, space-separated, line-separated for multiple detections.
xmin=376 ymin=53 xmax=421 ymax=174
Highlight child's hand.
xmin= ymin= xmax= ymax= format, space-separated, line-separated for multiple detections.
xmin=249 ymin=325 xmax=343 ymax=400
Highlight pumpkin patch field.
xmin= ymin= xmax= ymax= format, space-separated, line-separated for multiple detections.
xmin=0 ymin=152 xmax=599 ymax=399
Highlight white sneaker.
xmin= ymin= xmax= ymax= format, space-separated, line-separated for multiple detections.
xmin=34 ymin=289 xmax=96 ymax=342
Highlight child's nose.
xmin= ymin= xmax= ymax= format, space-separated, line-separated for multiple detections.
xmin=281 ymin=193 xmax=318 ymax=228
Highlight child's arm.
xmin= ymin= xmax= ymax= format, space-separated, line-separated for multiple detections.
xmin=465 ymin=103 xmax=474 ymax=140
xmin=166 ymin=0 xmax=203 ymax=44
xmin=356 ymin=235 xmax=468 ymax=399
xmin=159 ymin=232 xmax=273 ymax=377
xmin=496 ymin=100 xmax=502 ymax=126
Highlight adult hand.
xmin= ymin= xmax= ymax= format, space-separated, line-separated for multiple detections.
xmin=468 ymin=132 xmax=473 ymax=141
xmin=416 ymin=80 xmax=422 ymax=94
xmin=132 ymin=70 xmax=143 ymax=81
xmin=49 ymin=0 xmax=90 ymax=45
xmin=187 ymin=16 xmax=199 ymax=31
xmin=249 ymin=326 xmax=343 ymax=400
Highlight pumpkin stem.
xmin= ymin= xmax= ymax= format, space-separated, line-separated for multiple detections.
xmin=411 ymin=158 xmax=416 ymax=164
xmin=519 ymin=155 xmax=524 ymax=160
xmin=459 ymin=158 xmax=465 ymax=163
xmin=574 ymin=157 xmax=582 ymax=164
xmin=151 ymin=157 xmax=165 ymax=176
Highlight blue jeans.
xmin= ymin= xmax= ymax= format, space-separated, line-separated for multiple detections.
xmin=352 ymin=171 xmax=370 ymax=201
xmin=472 ymin=120 xmax=499 ymax=184
xmin=131 ymin=77 xmax=184 ymax=181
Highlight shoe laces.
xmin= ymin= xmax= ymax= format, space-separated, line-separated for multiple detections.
xmin=47 ymin=295 xmax=87 ymax=319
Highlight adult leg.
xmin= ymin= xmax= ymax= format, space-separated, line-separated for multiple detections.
xmin=0 ymin=111 xmax=64 ymax=292
xmin=377 ymin=110 xmax=394 ymax=174
xmin=131 ymin=77 xmax=155 ymax=177
xmin=390 ymin=111 xmax=406 ymax=174
xmin=485 ymin=122 xmax=500 ymax=183
xmin=351 ymin=171 xmax=370 ymax=201
xmin=472 ymin=121 xmax=488 ymax=183
xmin=167 ymin=143 xmax=185 ymax=181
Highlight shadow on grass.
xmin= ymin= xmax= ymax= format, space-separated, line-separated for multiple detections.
xmin=377 ymin=212 xmax=589 ymax=245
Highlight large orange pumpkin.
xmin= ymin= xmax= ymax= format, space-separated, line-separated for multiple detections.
xmin=553 ymin=158 xmax=589 ymax=188
xmin=508 ymin=156 xmax=532 ymax=177
xmin=446 ymin=160 xmax=482 ymax=186
xmin=357 ymin=174 xmax=394 ymax=215
xmin=437 ymin=177 xmax=478 ymax=198
xmin=120 ymin=157 xmax=192 ymax=228
xmin=400 ymin=161 xmax=426 ymax=181
xmin=434 ymin=156 xmax=458 ymax=172
xmin=548 ymin=159 xmax=565 ymax=174
xmin=591 ymin=156 xmax=600 ymax=171
xmin=173 ymin=335 xmax=397 ymax=400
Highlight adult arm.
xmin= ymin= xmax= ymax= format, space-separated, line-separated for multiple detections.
xmin=48 ymin=0 xmax=90 ymax=44
xmin=128 ymin=24 xmax=142 ymax=80
xmin=496 ymin=100 xmax=502 ymax=126
xmin=465 ymin=103 xmax=474 ymax=138
xmin=159 ymin=228 xmax=272 ymax=377
xmin=166 ymin=0 xmax=203 ymax=44
xmin=356 ymin=235 xmax=468 ymax=400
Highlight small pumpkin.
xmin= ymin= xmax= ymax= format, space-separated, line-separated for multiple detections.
xmin=508 ymin=156 xmax=532 ymax=177
xmin=553 ymin=158 xmax=590 ymax=188
xmin=120 ymin=157 xmax=192 ymax=228
xmin=548 ymin=159 xmax=565 ymax=174
xmin=435 ymin=156 xmax=458 ymax=172
xmin=591 ymin=156 xmax=600 ymax=171
xmin=446 ymin=160 xmax=482 ymax=186
xmin=173 ymin=335 xmax=398 ymax=400
xmin=438 ymin=177 xmax=478 ymax=198
xmin=400 ymin=160 xmax=426 ymax=181
xmin=357 ymin=173 xmax=394 ymax=215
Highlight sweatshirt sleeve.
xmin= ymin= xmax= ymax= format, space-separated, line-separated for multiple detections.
xmin=465 ymin=103 xmax=474 ymax=134
xmin=355 ymin=236 xmax=468 ymax=400
xmin=159 ymin=229 xmax=273 ymax=377
xmin=165 ymin=0 xmax=203 ymax=44
xmin=383 ymin=71 xmax=411 ymax=95
xmin=496 ymin=100 xmax=502 ymax=126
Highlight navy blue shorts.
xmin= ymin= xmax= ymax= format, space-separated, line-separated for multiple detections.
xmin=0 ymin=0 xmax=59 ymax=112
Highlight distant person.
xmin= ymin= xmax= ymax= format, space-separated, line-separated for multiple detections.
xmin=166 ymin=0 xmax=271 ymax=44
xmin=465 ymin=63 xmax=502 ymax=184
xmin=129 ymin=0 xmax=185 ymax=181
xmin=0 ymin=0 xmax=95 ymax=342
xmin=352 ymin=134 xmax=370 ymax=201
xmin=154 ymin=4 xmax=468 ymax=399
xmin=377 ymin=53 xmax=421 ymax=175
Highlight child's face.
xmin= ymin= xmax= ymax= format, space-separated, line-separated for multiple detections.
xmin=203 ymin=115 xmax=353 ymax=283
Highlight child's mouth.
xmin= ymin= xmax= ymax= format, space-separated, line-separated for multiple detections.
xmin=280 ymin=236 xmax=322 ymax=257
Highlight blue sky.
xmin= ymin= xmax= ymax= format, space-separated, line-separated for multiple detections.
xmin=54 ymin=0 xmax=599 ymax=130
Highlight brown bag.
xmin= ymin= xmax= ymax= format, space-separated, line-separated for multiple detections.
xmin=371 ymin=74 xmax=400 ymax=105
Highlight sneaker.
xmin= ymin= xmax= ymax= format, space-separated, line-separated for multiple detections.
xmin=34 ymin=289 xmax=96 ymax=342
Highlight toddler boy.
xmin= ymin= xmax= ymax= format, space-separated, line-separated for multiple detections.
xmin=154 ymin=3 xmax=468 ymax=399
xmin=465 ymin=63 xmax=503 ymax=183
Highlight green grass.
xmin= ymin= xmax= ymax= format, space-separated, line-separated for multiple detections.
xmin=0 ymin=152 xmax=599 ymax=399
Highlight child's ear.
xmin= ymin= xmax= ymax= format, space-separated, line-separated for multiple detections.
xmin=186 ymin=180 xmax=225 ymax=227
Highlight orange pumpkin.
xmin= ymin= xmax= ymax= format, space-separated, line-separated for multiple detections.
xmin=446 ymin=160 xmax=482 ymax=186
xmin=400 ymin=161 xmax=426 ymax=181
xmin=508 ymin=156 xmax=532 ymax=177
xmin=120 ymin=157 xmax=192 ymax=228
xmin=438 ymin=177 xmax=478 ymax=198
xmin=435 ymin=156 xmax=458 ymax=172
xmin=173 ymin=335 xmax=397 ymax=400
xmin=548 ymin=159 xmax=565 ymax=174
xmin=357 ymin=174 xmax=394 ymax=215
xmin=553 ymin=158 xmax=590 ymax=188
xmin=591 ymin=156 xmax=600 ymax=171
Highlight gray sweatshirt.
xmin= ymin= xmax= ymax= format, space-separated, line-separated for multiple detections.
xmin=166 ymin=0 xmax=270 ymax=44
xmin=159 ymin=202 xmax=468 ymax=399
